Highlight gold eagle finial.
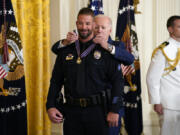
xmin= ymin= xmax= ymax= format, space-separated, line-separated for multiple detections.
xmin=133 ymin=0 xmax=141 ymax=14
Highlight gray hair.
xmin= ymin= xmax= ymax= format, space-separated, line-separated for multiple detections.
xmin=94 ymin=14 xmax=112 ymax=28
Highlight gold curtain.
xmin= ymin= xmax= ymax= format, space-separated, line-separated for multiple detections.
xmin=11 ymin=0 xmax=51 ymax=135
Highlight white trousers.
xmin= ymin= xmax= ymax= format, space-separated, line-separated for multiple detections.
xmin=159 ymin=109 xmax=180 ymax=135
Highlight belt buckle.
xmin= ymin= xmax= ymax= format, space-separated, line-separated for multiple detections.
xmin=80 ymin=98 xmax=87 ymax=107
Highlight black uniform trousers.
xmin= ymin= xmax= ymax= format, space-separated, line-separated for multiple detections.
xmin=63 ymin=104 xmax=108 ymax=135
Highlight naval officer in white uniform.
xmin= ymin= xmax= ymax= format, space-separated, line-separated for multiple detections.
xmin=146 ymin=15 xmax=180 ymax=135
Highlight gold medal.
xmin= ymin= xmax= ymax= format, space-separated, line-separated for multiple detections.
xmin=76 ymin=57 xmax=81 ymax=64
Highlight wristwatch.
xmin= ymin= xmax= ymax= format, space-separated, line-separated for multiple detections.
xmin=107 ymin=43 xmax=113 ymax=52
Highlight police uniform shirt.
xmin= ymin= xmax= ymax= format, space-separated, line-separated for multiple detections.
xmin=146 ymin=37 xmax=180 ymax=110
xmin=47 ymin=39 xmax=124 ymax=113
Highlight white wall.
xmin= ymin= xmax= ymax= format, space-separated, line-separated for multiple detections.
xmin=50 ymin=0 xmax=180 ymax=134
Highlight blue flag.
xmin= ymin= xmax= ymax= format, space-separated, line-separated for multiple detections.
xmin=115 ymin=0 xmax=143 ymax=135
xmin=0 ymin=1 xmax=27 ymax=135
xmin=88 ymin=0 xmax=104 ymax=16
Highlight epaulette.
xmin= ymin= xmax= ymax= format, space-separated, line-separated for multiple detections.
xmin=152 ymin=41 xmax=180 ymax=76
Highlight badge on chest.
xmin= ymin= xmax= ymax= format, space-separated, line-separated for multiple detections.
xmin=94 ymin=50 xmax=101 ymax=60
xmin=65 ymin=53 xmax=74 ymax=60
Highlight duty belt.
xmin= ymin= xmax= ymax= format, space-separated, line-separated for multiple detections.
xmin=66 ymin=94 xmax=102 ymax=108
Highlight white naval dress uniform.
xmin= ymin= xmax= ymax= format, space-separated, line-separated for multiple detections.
xmin=146 ymin=38 xmax=180 ymax=135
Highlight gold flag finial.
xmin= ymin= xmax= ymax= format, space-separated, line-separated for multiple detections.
xmin=133 ymin=0 xmax=141 ymax=14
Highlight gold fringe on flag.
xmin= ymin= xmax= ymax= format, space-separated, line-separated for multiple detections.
xmin=120 ymin=117 xmax=128 ymax=135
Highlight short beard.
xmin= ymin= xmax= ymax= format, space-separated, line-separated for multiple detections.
xmin=78 ymin=31 xmax=92 ymax=39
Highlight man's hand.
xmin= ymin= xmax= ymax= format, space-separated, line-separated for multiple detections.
xmin=47 ymin=107 xmax=64 ymax=123
xmin=107 ymin=112 xmax=119 ymax=127
xmin=93 ymin=33 xmax=108 ymax=50
xmin=62 ymin=32 xmax=78 ymax=45
xmin=154 ymin=104 xmax=163 ymax=115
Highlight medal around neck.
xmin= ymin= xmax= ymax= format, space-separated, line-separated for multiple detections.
xmin=75 ymin=40 xmax=96 ymax=64
xmin=76 ymin=57 xmax=81 ymax=64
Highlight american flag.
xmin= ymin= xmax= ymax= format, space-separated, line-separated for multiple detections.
xmin=0 ymin=64 xmax=8 ymax=79
xmin=88 ymin=0 xmax=104 ymax=16
xmin=121 ymin=64 xmax=135 ymax=76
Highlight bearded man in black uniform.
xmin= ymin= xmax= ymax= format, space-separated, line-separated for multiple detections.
xmin=46 ymin=8 xmax=124 ymax=135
